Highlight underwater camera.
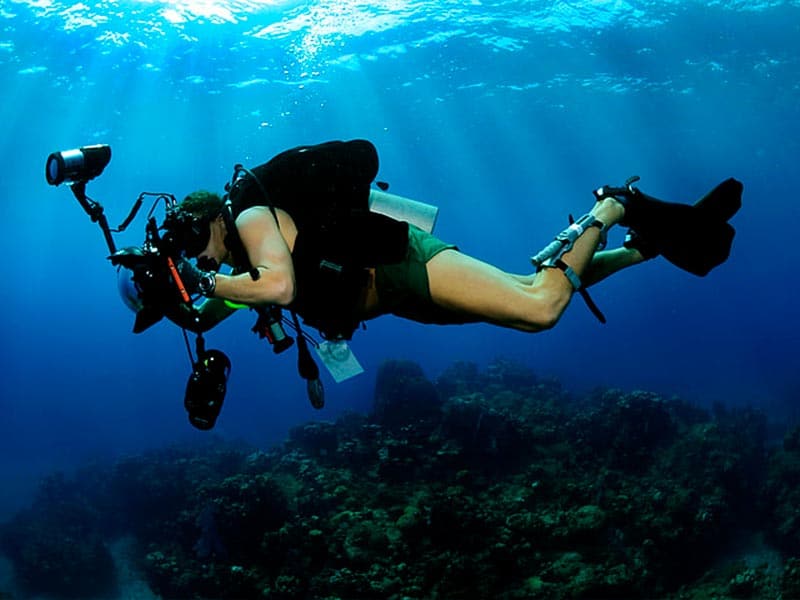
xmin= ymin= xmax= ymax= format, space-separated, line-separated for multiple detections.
xmin=46 ymin=144 xmax=111 ymax=186
xmin=45 ymin=144 xmax=238 ymax=430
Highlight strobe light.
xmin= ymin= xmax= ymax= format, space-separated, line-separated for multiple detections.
xmin=46 ymin=144 xmax=111 ymax=186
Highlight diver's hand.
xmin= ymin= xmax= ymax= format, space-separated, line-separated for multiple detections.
xmin=175 ymin=257 xmax=216 ymax=297
xmin=591 ymin=197 xmax=625 ymax=227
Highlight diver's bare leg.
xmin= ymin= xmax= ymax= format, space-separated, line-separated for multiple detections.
xmin=581 ymin=247 xmax=645 ymax=287
xmin=426 ymin=223 xmax=606 ymax=332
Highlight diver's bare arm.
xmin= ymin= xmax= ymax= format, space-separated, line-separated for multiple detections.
xmin=210 ymin=207 xmax=296 ymax=306
xmin=582 ymin=247 xmax=646 ymax=287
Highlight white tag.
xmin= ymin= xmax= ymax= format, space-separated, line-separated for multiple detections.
xmin=314 ymin=341 xmax=364 ymax=383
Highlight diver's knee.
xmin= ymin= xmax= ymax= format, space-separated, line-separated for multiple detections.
xmin=522 ymin=292 xmax=569 ymax=332
xmin=534 ymin=308 xmax=561 ymax=331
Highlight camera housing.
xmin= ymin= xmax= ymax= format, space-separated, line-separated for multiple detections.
xmin=111 ymin=245 xmax=183 ymax=333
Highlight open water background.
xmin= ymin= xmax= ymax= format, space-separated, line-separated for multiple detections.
xmin=1 ymin=0 xmax=798 ymax=519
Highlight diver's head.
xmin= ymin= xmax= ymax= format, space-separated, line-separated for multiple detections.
xmin=164 ymin=190 xmax=228 ymax=267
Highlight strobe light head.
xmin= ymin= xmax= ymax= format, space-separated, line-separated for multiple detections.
xmin=46 ymin=144 xmax=111 ymax=186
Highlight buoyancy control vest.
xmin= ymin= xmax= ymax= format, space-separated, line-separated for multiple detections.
xmin=227 ymin=139 xmax=409 ymax=339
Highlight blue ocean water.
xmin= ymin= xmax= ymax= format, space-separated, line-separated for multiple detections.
xmin=0 ymin=0 xmax=798 ymax=521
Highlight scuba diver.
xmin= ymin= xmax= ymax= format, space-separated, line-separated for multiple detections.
xmin=164 ymin=139 xmax=742 ymax=339
xmin=44 ymin=139 xmax=742 ymax=426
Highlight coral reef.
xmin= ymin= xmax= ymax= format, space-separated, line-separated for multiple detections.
xmin=1 ymin=359 xmax=799 ymax=599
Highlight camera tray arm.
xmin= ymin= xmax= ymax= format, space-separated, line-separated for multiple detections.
xmin=70 ymin=181 xmax=117 ymax=255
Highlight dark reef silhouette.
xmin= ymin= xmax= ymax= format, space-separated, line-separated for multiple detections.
xmin=2 ymin=359 xmax=800 ymax=599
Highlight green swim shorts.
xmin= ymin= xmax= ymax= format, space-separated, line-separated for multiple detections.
xmin=374 ymin=225 xmax=465 ymax=324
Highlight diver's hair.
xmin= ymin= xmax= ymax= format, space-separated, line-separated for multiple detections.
xmin=181 ymin=190 xmax=224 ymax=221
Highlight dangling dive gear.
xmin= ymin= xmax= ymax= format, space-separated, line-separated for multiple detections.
xmin=212 ymin=182 xmax=326 ymax=410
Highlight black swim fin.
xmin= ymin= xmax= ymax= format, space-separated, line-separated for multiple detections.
xmin=597 ymin=177 xmax=743 ymax=277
